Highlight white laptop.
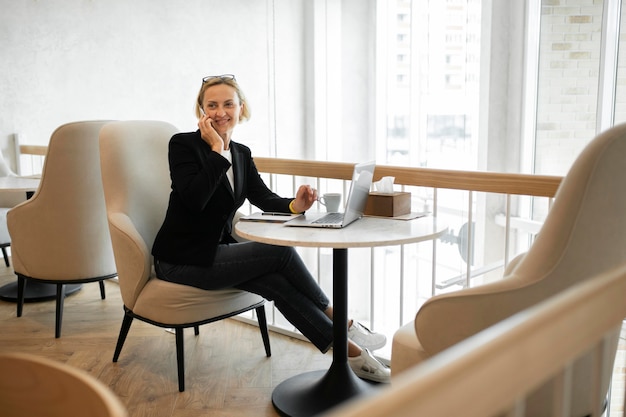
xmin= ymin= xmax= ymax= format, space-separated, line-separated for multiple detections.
xmin=285 ymin=161 xmax=375 ymax=229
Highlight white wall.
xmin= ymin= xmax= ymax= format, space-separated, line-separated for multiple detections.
xmin=0 ymin=0 xmax=306 ymax=157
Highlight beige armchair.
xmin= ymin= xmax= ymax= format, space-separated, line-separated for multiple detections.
xmin=0 ymin=139 xmax=29 ymax=267
xmin=0 ymin=352 xmax=127 ymax=417
xmin=99 ymin=120 xmax=271 ymax=392
xmin=7 ymin=121 xmax=117 ymax=338
xmin=391 ymin=123 xmax=626 ymax=416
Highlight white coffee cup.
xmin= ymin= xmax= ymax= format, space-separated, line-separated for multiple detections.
xmin=319 ymin=193 xmax=342 ymax=212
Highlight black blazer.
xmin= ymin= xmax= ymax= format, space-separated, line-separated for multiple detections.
xmin=152 ymin=130 xmax=291 ymax=266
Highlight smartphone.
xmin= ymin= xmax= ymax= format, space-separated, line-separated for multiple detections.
xmin=200 ymin=107 xmax=206 ymax=116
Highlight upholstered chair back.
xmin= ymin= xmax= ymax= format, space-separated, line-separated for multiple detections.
xmin=8 ymin=120 xmax=116 ymax=280
xmin=408 ymin=123 xmax=626 ymax=417
xmin=416 ymin=124 xmax=626 ymax=352
xmin=98 ymin=120 xmax=177 ymax=310
xmin=0 ymin=352 xmax=128 ymax=417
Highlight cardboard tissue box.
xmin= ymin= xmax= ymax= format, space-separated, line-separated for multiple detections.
xmin=364 ymin=176 xmax=411 ymax=217
xmin=364 ymin=191 xmax=411 ymax=217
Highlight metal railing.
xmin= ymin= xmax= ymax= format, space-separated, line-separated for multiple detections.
xmin=247 ymin=158 xmax=563 ymax=345
xmin=18 ymin=145 xmax=47 ymax=177
xmin=19 ymin=148 xmax=564 ymax=335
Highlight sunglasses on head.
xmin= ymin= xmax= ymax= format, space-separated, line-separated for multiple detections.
xmin=202 ymin=74 xmax=236 ymax=83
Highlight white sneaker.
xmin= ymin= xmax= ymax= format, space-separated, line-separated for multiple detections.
xmin=348 ymin=321 xmax=387 ymax=350
xmin=348 ymin=348 xmax=391 ymax=383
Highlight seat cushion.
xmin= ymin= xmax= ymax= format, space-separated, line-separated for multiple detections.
xmin=132 ymin=277 xmax=265 ymax=325
xmin=391 ymin=322 xmax=430 ymax=378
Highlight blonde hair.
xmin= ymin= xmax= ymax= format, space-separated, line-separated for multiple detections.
xmin=195 ymin=76 xmax=251 ymax=122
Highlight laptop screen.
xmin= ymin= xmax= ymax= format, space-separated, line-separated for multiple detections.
xmin=342 ymin=161 xmax=375 ymax=225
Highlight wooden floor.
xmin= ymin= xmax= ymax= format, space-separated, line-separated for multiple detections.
xmin=1 ymin=262 xmax=625 ymax=416
xmin=0 ymin=264 xmax=332 ymax=417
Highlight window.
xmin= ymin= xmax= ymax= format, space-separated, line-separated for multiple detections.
xmin=256 ymin=0 xmax=626 ymax=353
xmin=375 ymin=0 xmax=481 ymax=169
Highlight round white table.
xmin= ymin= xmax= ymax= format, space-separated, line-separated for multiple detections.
xmin=0 ymin=176 xmax=40 ymax=197
xmin=236 ymin=214 xmax=447 ymax=417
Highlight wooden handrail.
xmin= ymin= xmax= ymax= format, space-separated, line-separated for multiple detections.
xmin=18 ymin=148 xmax=562 ymax=198
xmin=20 ymin=145 xmax=47 ymax=156
xmin=254 ymin=157 xmax=563 ymax=198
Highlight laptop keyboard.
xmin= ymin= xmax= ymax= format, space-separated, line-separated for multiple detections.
xmin=312 ymin=212 xmax=344 ymax=224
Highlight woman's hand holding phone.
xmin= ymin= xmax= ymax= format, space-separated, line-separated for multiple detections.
xmin=198 ymin=109 xmax=224 ymax=153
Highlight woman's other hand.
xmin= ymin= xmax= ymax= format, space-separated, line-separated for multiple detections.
xmin=293 ymin=185 xmax=318 ymax=212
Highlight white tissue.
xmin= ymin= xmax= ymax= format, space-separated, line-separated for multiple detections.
xmin=374 ymin=176 xmax=395 ymax=193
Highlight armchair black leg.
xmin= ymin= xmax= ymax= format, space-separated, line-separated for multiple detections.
xmin=55 ymin=284 xmax=66 ymax=338
xmin=113 ymin=314 xmax=134 ymax=362
xmin=1 ymin=246 xmax=9 ymax=267
xmin=175 ymin=328 xmax=185 ymax=392
xmin=16 ymin=276 xmax=26 ymax=317
xmin=256 ymin=306 xmax=271 ymax=357
xmin=99 ymin=280 xmax=106 ymax=299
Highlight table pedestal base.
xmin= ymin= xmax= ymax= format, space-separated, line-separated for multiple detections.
xmin=0 ymin=281 xmax=82 ymax=303
xmin=272 ymin=247 xmax=380 ymax=417
xmin=272 ymin=362 xmax=374 ymax=417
